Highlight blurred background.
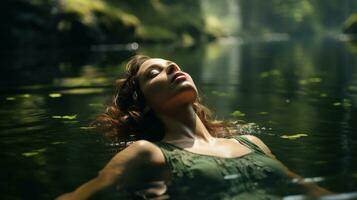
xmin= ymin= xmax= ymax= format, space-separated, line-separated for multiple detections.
xmin=1 ymin=0 xmax=357 ymax=199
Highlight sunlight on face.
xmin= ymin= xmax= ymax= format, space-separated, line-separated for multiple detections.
xmin=137 ymin=58 xmax=198 ymax=112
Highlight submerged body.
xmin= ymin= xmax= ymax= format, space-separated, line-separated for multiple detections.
xmin=56 ymin=56 xmax=333 ymax=200
xmin=151 ymin=135 xmax=289 ymax=199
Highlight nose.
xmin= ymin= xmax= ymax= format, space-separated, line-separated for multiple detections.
xmin=167 ymin=63 xmax=180 ymax=75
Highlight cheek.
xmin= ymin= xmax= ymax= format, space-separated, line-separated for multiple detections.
xmin=142 ymin=78 xmax=170 ymax=107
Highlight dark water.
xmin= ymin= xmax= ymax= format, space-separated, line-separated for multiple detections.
xmin=1 ymin=36 xmax=357 ymax=199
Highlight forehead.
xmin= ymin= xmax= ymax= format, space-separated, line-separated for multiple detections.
xmin=137 ymin=58 xmax=169 ymax=75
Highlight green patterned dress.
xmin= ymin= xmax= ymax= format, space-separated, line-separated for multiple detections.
xmin=153 ymin=135 xmax=292 ymax=200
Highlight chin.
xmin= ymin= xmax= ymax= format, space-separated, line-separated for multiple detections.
xmin=159 ymin=87 xmax=197 ymax=110
xmin=175 ymin=80 xmax=197 ymax=94
xmin=172 ymin=88 xmax=197 ymax=105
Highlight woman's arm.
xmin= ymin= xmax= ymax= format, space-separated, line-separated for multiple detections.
xmin=242 ymin=135 xmax=334 ymax=197
xmin=56 ymin=140 xmax=165 ymax=200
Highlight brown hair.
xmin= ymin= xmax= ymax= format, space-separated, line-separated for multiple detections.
xmin=93 ymin=55 xmax=229 ymax=146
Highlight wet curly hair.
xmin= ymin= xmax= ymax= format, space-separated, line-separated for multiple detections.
xmin=92 ymin=55 xmax=228 ymax=145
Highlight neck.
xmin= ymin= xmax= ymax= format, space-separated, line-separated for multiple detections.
xmin=157 ymin=103 xmax=214 ymax=144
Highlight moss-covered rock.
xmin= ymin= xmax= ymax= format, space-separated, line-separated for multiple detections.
xmin=7 ymin=0 xmax=214 ymax=47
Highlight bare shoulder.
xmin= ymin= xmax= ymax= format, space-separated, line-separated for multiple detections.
xmin=111 ymin=140 xmax=165 ymax=165
xmin=240 ymin=135 xmax=275 ymax=157
xmin=101 ymin=140 xmax=165 ymax=177
xmin=99 ymin=140 xmax=166 ymax=188
xmin=56 ymin=140 xmax=167 ymax=198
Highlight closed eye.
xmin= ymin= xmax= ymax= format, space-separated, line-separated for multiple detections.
xmin=147 ymin=68 xmax=161 ymax=79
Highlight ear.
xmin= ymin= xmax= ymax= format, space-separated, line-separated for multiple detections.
xmin=132 ymin=91 xmax=138 ymax=101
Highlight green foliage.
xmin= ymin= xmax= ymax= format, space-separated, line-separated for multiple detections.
xmin=240 ymin=0 xmax=357 ymax=36
xmin=241 ymin=0 xmax=316 ymax=35
xmin=273 ymin=0 xmax=314 ymax=23
xmin=9 ymin=0 xmax=209 ymax=46
xmin=8 ymin=0 xmax=357 ymax=46
xmin=60 ymin=0 xmax=139 ymax=27
xmin=343 ymin=13 xmax=357 ymax=34
xmin=136 ymin=25 xmax=176 ymax=41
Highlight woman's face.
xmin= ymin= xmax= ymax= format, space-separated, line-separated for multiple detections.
xmin=137 ymin=58 xmax=198 ymax=112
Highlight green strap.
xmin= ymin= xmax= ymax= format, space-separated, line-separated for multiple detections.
xmin=232 ymin=135 xmax=266 ymax=155
xmin=153 ymin=141 xmax=177 ymax=172
xmin=153 ymin=141 xmax=175 ymax=152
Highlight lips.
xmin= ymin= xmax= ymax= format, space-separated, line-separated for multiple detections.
xmin=171 ymin=71 xmax=187 ymax=83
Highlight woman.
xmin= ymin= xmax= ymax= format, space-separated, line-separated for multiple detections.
xmin=57 ymin=55 xmax=332 ymax=199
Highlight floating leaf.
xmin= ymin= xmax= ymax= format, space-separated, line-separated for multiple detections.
xmin=51 ymin=141 xmax=66 ymax=145
xmin=52 ymin=116 xmax=62 ymax=119
xmin=258 ymin=112 xmax=268 ymax=115
xmin=333 ymin=102 xmax=341 ymax=106
xmin=281 ymin=133 xmax=308 ymax=140
xmin=259 ymin=69 xmax=281 ymax=78
xmin=211 ymin=91 xmax=232 ymax=97
xmin=260 ymin=72 xmax=270 ymax=78
xmin=19 ymin=94 xmax=31 ymax=98
xmin=231 ymin=110 xmax=246 ymax=117
xmin=6 ymin=94 xmax=31 ymax=100
xmin=348 ymin=86 xmax=357 ymax=92
xmin=299 ymin=80 xmax=308 ymax=85
xmin=52 ymin=114 xmax=77 ymax=120
xmin=61 ymin=88 xmax=105 ymax=95
xmin=342 ymin=99 xmax=352 ymax=108
xmin=88 ymin=103 xmax=103 ymax=107
xmin=22 ymin=152 xmax=40 ymax=157
xmin=80 ymin=126 xmax=95 ymax=130
xmin=320 ymin=93 xmax=327 ymax=97
xmin=308 ymin=77 xmax=322 ymax=83
xmin=268 ymin=120 xmax=277 ymax=124
xmin=62 ymin=115 xmax=77 ymax=120
xmin=333 ymin=99 xmax=352 ymax=108
xmin=22 ymin=148 xmax=47 ymax=157
xmin=49 ymin=93 xmax=62 ymax=98
xmin=299 ymin=77 xmax=322 ymax=85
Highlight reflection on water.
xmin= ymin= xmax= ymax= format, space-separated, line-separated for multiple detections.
xmin=0 ymin=37 xmax=356 ymax=199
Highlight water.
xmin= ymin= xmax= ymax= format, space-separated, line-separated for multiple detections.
xmin=0 ymin=36 xmax=356 ymax=199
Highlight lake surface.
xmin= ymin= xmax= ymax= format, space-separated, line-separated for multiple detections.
xmin=1 ymin=36 xmax=357 ymax=199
